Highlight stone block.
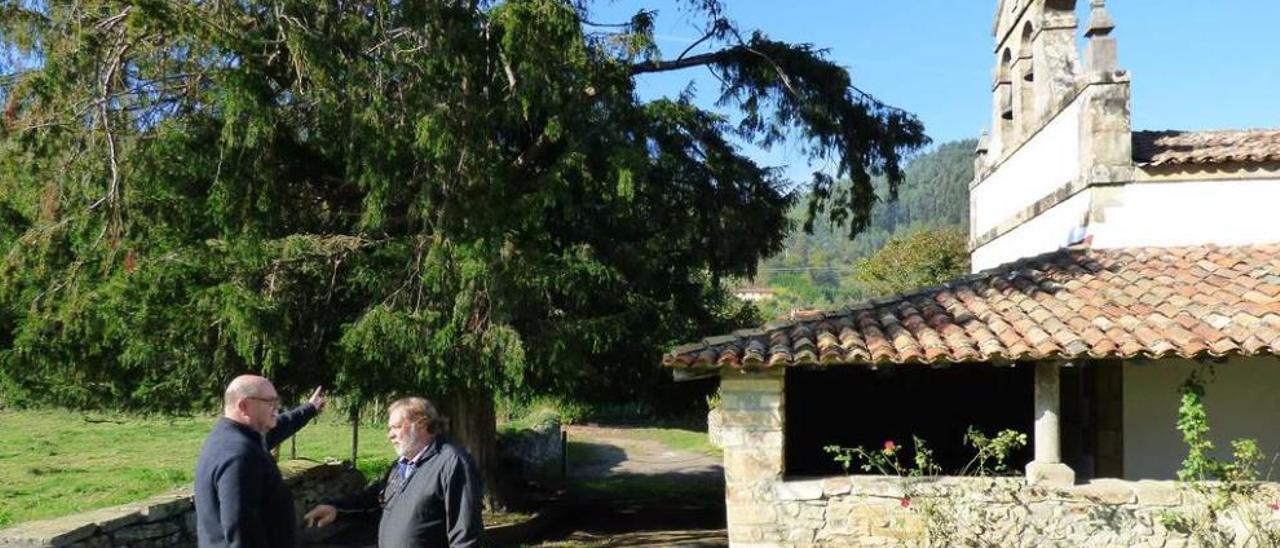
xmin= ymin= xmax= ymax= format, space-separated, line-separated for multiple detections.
xmin=0 ymin=516 xmax=98 ymax=546
xmin=720 ymin=375 xmax=783 ymax=393
xmin=798 ymin=502 xmax=827 ymax=522
xmin=723 ymin=451 xmax=782 ymax=480
xmin=721 ymin=391 xmax=782 ymax=412
xmin=139 ymin=493 xmax=193 ymax=522
xmin=1071 ymin=479 xmax=1135 ymax=505
xmin=127 ymin=531 xmax=185 ymax=548
xmin=723 ymin=483 xmax=756 ymax=503
xmin=875 ymin=512 xmax=925 ymax=541
xmin=733 ymin=504 xmax=779 ymax=526
xmin=849 ymin=504 xmax=891 ymax=530
xmin=718 ymin=409 xmax=782 ymax=429
xmin=775 ymin=479 xmax=824 ymax=501
xmin=785 ymin=528 xmax=815 ymax=544
xmin=64 ymin=536 xmax=112 ymax=548
xmin=720 ymin=429 xmax=783 ymax=449
xmin=75 ymin=506 xmax=142 ymax=533
xmin=1026 ymin=461 xmax=1075 ymax=488
xmin=727 ymin=525 xmax=765 ymax=542
xmin=849 ymin=476 xmax=907 ymax=499
xmin=1133 ymin=481 xmax=1181 ymax=506
xmin=111 ymin=521 xmax=179 ymax=543
xmin=824 ymin=501 xmax=862 ymax=533
xmin=821 ymin=476 xmax=851 ymax=497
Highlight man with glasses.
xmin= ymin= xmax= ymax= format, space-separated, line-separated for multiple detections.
xmin=195 ymin=374 xmax=327 ymax=547
xmin=302 ymin=396 xmax=483 ymax=547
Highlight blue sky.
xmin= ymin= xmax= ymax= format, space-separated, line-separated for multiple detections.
xmin=593 ymin=1 xmax=1280 ymax=181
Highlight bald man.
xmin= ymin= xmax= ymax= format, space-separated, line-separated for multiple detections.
xmin=194 ymin=375 xmax=326 ymax=548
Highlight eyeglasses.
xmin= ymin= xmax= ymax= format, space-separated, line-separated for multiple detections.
xmin=246 ymin=396 xmax=280 ymax=407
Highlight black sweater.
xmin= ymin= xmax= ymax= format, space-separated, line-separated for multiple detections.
xmin=331 ymin=438 xmax=484 ymax=548
xmin=194 ymin=404 xmax=317 ymax=547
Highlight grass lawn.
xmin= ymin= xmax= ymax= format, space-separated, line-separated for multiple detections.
xmin=0 ymin=408 xmax=394 ymax=529
xmin=566 ymin=426 xmax=721 ymax=458
xmin=621 ymin=427 xmax=721 ymax=458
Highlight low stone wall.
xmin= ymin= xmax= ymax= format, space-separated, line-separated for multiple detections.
xmin=745 ymin=475 xmax=1280 ymax=546
xmin=498 ymin=416 xmax=563 ymax=480
xmin=0 ymin=460 xmax=366 ymax=548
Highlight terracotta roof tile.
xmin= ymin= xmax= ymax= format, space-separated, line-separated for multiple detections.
xmin=1133 ymin=129 xmax=1280 ymax=167
xmin=664 ymin=244 xmax=1280 ymax=369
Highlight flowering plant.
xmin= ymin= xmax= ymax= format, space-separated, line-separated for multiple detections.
xmin=824 ymin=435 xmax=939 ymax=477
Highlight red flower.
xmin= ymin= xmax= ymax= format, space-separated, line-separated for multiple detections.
xmin=883 ymin=440 xmax=897 ymax=453
xmin=900 ymin=496 xmax=911 ymax=508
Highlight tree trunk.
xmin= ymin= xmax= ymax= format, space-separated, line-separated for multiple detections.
xmin=442 ymin=387 xmax=512 ymax=511
xmin=350 ymin=403 xmax=360 ymax=465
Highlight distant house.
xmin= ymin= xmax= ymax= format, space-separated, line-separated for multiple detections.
xmin=733 ymin=286 xmax=776 ymax=302
xmin=664 ymin=1 xmax=1280 ymax=545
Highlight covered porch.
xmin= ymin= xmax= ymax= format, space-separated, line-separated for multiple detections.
xmin=666 ymin=244 xmax=1280 ymax=545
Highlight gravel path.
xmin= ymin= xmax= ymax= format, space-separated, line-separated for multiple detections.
xmin=525 ymin=425 xmax=728 ymax=547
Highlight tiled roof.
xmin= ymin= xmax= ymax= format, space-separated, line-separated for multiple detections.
xmin=664 ymin=244 xmax=1280 ymax=369
xmin=1133 ymin=129 xmax=1280 ymax=167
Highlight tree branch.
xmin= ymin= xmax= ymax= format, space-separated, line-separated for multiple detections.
xmin=629 ymin=47 xmax=737 ymax=75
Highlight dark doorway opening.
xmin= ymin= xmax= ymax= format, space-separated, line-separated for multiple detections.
xmin=785 ymin=365 xmax=1035 ymax=477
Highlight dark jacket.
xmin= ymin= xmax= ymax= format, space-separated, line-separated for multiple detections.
xmin=194 ymin=404 xmax=318 ymax=548
xmin=332 ymin=438 xmax=484 ymax=548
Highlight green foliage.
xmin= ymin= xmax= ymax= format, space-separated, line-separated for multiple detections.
xmin=497 ymin=396 xmax=566 ymax=432
xmin=852 ymin=226 xmax=970 ymax=298
xmin=824 ymin=427 xmax=1024 ymax=478
xmin=1177 ymin=369 xmax=1220 ymax=481
xmin=756 ymin=139 xmax=974 ymax=317
xmin=1173 ymin=367 xmax=1269 ymax=485
xmin=704 ymin=386 xmax=721 ymax=411
xmin=826 ymin=427 xmax=1031 ymax=546
xmin=1166 ymin=367 xmax=1280 ymax=547
xmin=0 ymin=408 xmax=389 ymax=528
xmin=0 ymin=0 xmax=925 ymax=415
xmin=958 ymin=427 xmax=1027 ymax=476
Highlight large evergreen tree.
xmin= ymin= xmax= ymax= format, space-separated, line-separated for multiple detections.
xmin=0 ymin=0 xmax=926 ymax=504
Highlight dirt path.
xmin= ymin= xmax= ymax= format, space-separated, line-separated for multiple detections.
xmin=563 ymin=425 xmax=723 ymax=479
xmin=523 ymin=425 xmax=728 ymax=547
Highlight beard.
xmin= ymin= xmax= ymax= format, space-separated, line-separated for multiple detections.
xmin=395 ymin=426 xmax=422 ymax=458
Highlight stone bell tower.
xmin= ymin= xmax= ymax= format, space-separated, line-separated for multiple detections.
xmin=970 ymin=0 xmax=1280 ymax=272
xmin=970 ymin=0 xmax=1135 ymax=271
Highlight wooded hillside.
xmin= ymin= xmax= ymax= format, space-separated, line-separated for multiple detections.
xmin=755 ymin=139 xmax=976 ymax=316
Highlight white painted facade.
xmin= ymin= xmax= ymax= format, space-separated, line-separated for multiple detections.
xmin=1122 ymin=356 xmax=1280 ymax=480
xmin=971 ymin=99 xmax=1082 ymax=238
xmin=1090 ymin=179 xmax=1280 ymax=249
xmin=972 ymin=177 xmax=1280 ymax=270
xmin=971 ymin=190 xmax=1089 ymax=271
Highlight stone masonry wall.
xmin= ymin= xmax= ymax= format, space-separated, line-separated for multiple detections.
xmin=707 ymin=408 xmax=724 ymax=449
xmin=0 ymin=460 xmax=366 ymax=548
xmin=498 ymin=416 xmax=564 ymax=480
xmin=720 ymin=370 xmax=787 ymax=546
xmin=720 ymin=370 xmax=1280 ymax=547
xmin=773 ymin=475 xmax=1280 ymax=547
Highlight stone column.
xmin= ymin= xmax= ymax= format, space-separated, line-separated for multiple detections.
xmin=720 ymin=369 xmax=786 ymax=546
xmin=1027 ymin=361 xmax=1075 ymax=487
